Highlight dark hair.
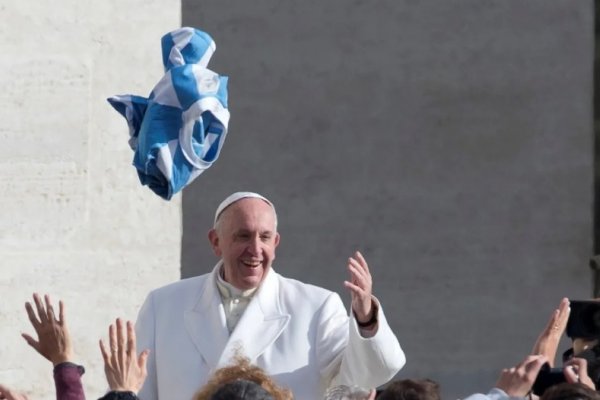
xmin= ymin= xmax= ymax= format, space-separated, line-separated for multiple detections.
xmin=377 ymin=379 xmax=441 ymax=400
xmin=540 ymin=382 xmax=600 ymax=400
xmin=210 ymin=379 xmax=275 ymax=400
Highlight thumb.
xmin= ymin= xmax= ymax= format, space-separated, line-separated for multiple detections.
xmin=524 ymin=355 xmax=547 ymax=377
xmin=138 ymin=349 xmax=150 ymax=372
xmin=21 ymin=333 xmax=41 ymax=353
xmin=564 ymin=365 xmax=579 ymax=384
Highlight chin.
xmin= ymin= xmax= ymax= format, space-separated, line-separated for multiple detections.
xmin=242 ymin=278 xmax=262 ymax=289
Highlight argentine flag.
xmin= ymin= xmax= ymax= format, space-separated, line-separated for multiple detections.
xmin=108 ymin=27 xmax=230 ymax=200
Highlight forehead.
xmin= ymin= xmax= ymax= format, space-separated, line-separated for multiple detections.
xmin=219 ymin=198 xmax=276 ymax=230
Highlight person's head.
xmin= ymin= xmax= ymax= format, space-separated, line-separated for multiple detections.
xmin=208 ymin=192 xmax=280 ymax=290
xmin=376 ymin=379 xmax=441 ymax=400
xmin=323 ymin=384 xmax=374 ymax=400
xmin=193 ymin=353 xmax=292 ymax=400
xmin=540 ymin=382 xmax=600 ymax=400
xmin=210 ymin=379 xmax=275 ymax=400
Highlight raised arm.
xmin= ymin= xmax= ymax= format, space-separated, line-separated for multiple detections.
xmin=21 ymin=293 xmax=85 ymax=400
xmin=325 ymin=251 xmax=405 ymax=389
xmin=531 ymin=298 xmax=570 ymax=367
xmin=344 ymin=251 xmax=378 ymax=337
xmin=98 ymin=319 xmax=149 ymax=400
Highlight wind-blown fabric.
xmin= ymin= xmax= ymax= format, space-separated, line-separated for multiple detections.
xmin=108 ymin=27 xmax=230 ymax=200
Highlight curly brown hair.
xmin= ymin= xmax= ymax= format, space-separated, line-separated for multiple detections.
xmin=377 ymin=379 xmax=441 ymax=400
xmin=193 ymin=354 xmax=293 ymax=400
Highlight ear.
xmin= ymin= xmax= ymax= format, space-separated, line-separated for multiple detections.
xmin=274 ymin=232 xmax=280 ymax=248
xmin=208 ymin=229 xmax=222 ymax=257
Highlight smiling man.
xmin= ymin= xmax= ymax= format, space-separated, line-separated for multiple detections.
xmin=135 ymin=192 xmax=405 ymax=400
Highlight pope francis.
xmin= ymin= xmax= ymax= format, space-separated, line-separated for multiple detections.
xmin=135 ymin=192 xmax=405 ymax=400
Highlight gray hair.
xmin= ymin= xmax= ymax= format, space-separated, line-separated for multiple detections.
xmin=324 ymin=385 xmax=372 ymax=400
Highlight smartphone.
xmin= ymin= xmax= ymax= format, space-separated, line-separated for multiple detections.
xmin=532 ymin=363 xmax=566 ymax=396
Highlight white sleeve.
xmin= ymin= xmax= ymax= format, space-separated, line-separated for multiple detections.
xmin=316 ymin=293 xmax=406 ymax=389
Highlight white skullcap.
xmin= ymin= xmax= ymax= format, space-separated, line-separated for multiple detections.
xmin=214 ymin=192 xmax=276 ymax=225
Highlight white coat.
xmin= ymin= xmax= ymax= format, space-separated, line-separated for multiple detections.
xmin=135 ymin=264 xmax=405 ymax=400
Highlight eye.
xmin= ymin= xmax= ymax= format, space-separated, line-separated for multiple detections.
xmin=260 ymin=234 xmax=272 ymax=241
xmin=235 ymin=233 xmax=251 ymax=240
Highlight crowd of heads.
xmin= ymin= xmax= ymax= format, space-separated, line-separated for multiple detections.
xmin=5 ymin=294 xmax=600 ymax=399
xmin=5 ymin=296 xmax=600 ymax=400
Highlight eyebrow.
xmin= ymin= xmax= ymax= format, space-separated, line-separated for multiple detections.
xmin=234 ymin=229 xmax=274 ymax=235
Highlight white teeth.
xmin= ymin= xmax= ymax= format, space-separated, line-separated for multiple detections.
xmin=242 ymin=261 xmax=261 ymax=267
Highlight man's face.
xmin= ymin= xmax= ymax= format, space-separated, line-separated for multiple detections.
xmin=208 ymin=198 xmax=280 ymax=290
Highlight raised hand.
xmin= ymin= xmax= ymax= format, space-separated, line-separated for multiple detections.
xmin=99 ymin=318 xmax=149 ymax=394
xmin=531 ymin=298 xmax=570 ymax=367
xmin=21 ymin=293 xmax=73 ymax=366
xmin=343 ymin=251 xmax=375 ymax=324
xmin=495 ymin=355 xmax=547 ymax=397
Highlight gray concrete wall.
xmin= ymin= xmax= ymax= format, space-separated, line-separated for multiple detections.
xmin=0 ymin=1 xmax=180 ymax=399
xmin=181 ymin=1 xmax=594 ymax=398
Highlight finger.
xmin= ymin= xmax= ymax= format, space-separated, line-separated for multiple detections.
xmin=348 ymin=263 xmax=368 ymax=288
xmin=354 ymin=251 xmax=370 ymax=273
xmin=99 ymin=339 xmax=110 ymax=364
xmin=565 ymin=357 xmax=588 ymax=376
xmin=563 ymin=365 xmax=579 ymax=384
xmin=519 ymin=354 xmax=545 ymax=366
xmin=108 ymin=323 xmax=118 ymax=364
xmin=565 ymin=357 xmax=587 ymax=367
xmin=523 ymin=355 xmax=548 ymax=377
xmin=33 ymin=293 xmax=48 ymax=323
xmin=24 ymin=302 xmax=41 ymax=329
xmin=127 ymin=321 xmax=136 ymax=358
xmin=116 ymin=318 xmax=126 ymax=367
xmin=556 ymin=298 xmax=571 ymax=326
xmin=344 ymin=280 xmax=366 ymax=297
xmin=58 ymin=300 xmax=66 ymax=326
xmin=45 ymin=294 xmax=56 ymax=322
xmin=348 ymin=257 xmax=369 ymax=281
xmin=21 ymin=333 xmax=41 ymax=353
xmin=367 ymin=389 xmax=376 ymax=400
xmin=558 ymin=297 xmax=570 ymax=314
xmin=138 ymin=349 xmax=150 ymax=374
xmin=520 ymin=354 xmax=546 ymax=366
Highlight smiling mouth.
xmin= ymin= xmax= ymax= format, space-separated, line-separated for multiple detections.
xmin=242 ymin=260 xmax=262 ymax=268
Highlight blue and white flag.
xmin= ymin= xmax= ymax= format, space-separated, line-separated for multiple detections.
xmin=108 ymin=27 xmax=230 ymax=200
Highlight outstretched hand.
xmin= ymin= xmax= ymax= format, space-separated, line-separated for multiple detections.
xmin=21 ymin=293 xmax=73 ymax=366
xmin=0 ymin=384 xmax=28 ymax=400
xmin=99 ymin=318 xmax=149 ymax=394
xmin=343 ymin=251 xmax=374 ymax=324
xmin=495 ymin=355 xmax=547 ymax=397
xmin=531 ymin=298 xmax=570 ymax=367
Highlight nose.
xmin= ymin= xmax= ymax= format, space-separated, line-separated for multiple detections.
xmin=247 ymin=236 xmax=261 ymax=256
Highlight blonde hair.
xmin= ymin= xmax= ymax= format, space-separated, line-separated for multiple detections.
xmin=193 ymin=354 xmax=293 ymax=400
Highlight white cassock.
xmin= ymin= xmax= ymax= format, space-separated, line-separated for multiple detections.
xmin=135 ymin=263 xmax=406 ymax=400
